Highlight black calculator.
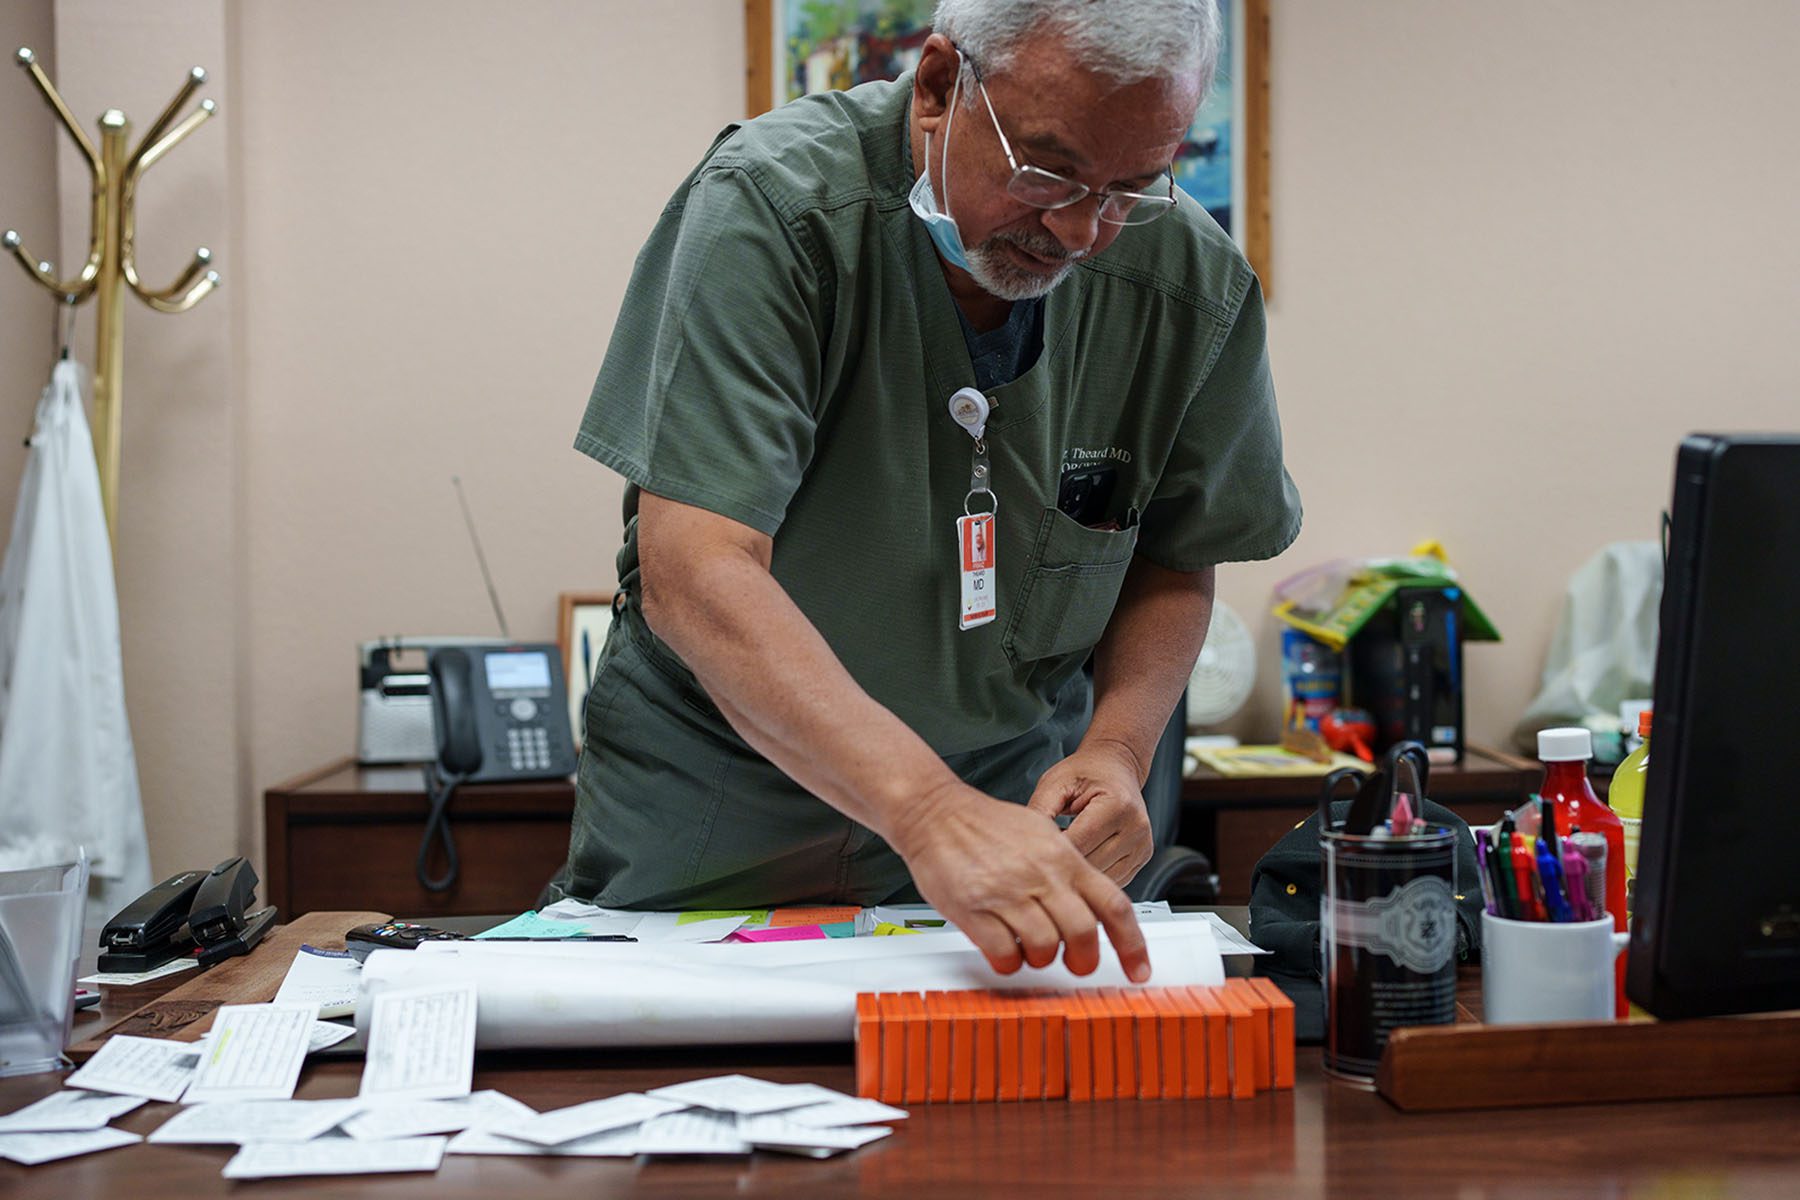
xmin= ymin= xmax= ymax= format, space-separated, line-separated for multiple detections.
xmin=344 ymin=921 xmax=468 ymax=962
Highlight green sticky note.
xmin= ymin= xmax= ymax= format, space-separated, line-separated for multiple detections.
xmin=676 ymin=909 xmax=769 ymax=927
xmin=821 ymin=922 xmax=857 ymax=939
xmin=472 ymin=911 xmax=590 ymax=940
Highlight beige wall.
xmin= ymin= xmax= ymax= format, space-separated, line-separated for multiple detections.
xmin=3 ymin=1 xmax=1797 ymax=880
xmin=0 ymin=1 xmax=58 ymax=526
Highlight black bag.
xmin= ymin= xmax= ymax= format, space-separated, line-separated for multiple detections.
xmin=1247 ymin=747 xmax=1486 ymax=1041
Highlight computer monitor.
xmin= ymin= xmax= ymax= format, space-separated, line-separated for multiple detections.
xmin=1627 ymin=434 xmax=1800 ymax=1018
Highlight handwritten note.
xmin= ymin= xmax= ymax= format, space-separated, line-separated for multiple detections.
xmin=490 ymin=1092 xmax=685 ymax=1147
xmin=0 ymin=1128 xmax=141 ymax=1165
xmin=728 ymin=925 xmax=828 ymax=944
xmin=341 ymin=1090 xmax=533 ymax=1141
xmin=222 ymin=1135 xmax=447 ymax=1179
xmin=183 ymin=1002 xmax=317 ymax=1103
xmin=65 ymin=1034 xmax=204 ymax=1103
xmin=632 ymin=1110 xmax=750 ymax=1155
xmin=646 ymin=1075 xmax=837 ymax=1116
xmin=737 ymin=1114 xmax=894 ymax=1156
xmin=148 ymin=1099 xmax=364 ymax=1144
xmin=358 ymin=984 xmax=478 ymax=1101
xmin=274 ymin=946 xmax=362 ymax=1018
xmin=0 ymin=1091 xmax=145 ymax=1133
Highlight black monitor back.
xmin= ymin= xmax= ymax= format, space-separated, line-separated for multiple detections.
xmin=1628 ymin=434 xmax=1800 ymax=1018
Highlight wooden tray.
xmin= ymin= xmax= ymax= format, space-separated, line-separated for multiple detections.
xmin=67 ymin=910 xmax=388 ymax=1061
xmin=1377 ymin=1011 xmax=1800 ymax=1111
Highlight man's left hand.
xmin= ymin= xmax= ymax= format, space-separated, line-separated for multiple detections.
xmin=1026 ymin=742 xmax=1154 ymax=886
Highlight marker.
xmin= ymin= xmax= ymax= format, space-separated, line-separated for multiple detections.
xmin=1536 ymin=836 xmax=1572 ymax=922
xmin=1562 ymin=845 xmax=1592 ymax=920
xmin=1493 ymin=817 xmax=1520 ymax=918
xmin=1511 ymin=833 xmax=1544 ymax=921
xmin=1475 ymin=831 xmax=1497 ymax=915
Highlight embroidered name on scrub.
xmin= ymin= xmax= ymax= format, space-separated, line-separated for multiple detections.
xmin=948 ymin=386 xmax=997 ymax=631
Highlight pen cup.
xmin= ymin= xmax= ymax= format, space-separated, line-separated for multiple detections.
xmin=0 ymin=854 xmax=90 ymax=1077
xmin=1481 ymin=912 xmax=1628 ymax=1025
xmin=1321 ymin=825 xmax=1459 ymax=1085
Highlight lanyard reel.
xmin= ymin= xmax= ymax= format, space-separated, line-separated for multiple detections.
xmin=948 ymin=386 xmax=997 ymax=631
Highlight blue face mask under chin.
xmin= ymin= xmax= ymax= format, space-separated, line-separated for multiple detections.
xmin=908 ymin=64 xmax=972 ymax=272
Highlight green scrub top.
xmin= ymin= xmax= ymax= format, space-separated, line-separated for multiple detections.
xmin=575 ymin=74 xmax=1302 ymax=761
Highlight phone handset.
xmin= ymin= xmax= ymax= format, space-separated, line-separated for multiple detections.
xmin=429 ymin=647 xmax=482 ymax=775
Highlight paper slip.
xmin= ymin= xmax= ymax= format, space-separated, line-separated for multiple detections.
xmin=472 ymin=911 xmax=599 ymax=940
xmin=0 ymin=1090 xmax=146 ymax=1133
xmin=274 ymin=945 xmax=362 ymax=1018
xmin=535 ymin=899 xmax=646 ymax=937
xmin=148 ymin=1099 xmax=364 ymax=1144
xmin=222 ymin=1135 xmax=446 ymax=1179
xmin=729 ymin=924 xmax=827 ymax=943
xmin=646 ymin=1075 xmax=840 ymax=1116
xmin=737 ymin=1114 xmax=894 ymax=1157
xmin=1181 ymin=912 xmax=1271 ymax=956
xmin=491 ymin=1092 xmax=686 ymax=1146
xmin=632 ymin=1110 xmax=751 ymax=1156
xmin=342 ymin=1090 xmax=533 ymax=1141
xmin=359 ymin=983 xmax=477 ymax=1101
xmin=630 ymin=913 xmax=750 ymax=944
xmin=76 ymin=957 xmax=198 ymax=988
xmin=0 ymin=1127 xmax=141 ymax=1165
xmin=778 ymin=1097 xmax=909 ymax=1128
xmin=448 ymin=1125 xmax=638 ymax=1157
xmin=309 ymin=1021 xmax=356 ymax=1052
xmin=183 ymin=1001 xmax=318 ymax=1103
xmin=65 ymin=1034 xmax=204 ymax=1102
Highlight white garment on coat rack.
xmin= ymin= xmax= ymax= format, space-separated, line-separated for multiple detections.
xmin=0 ymin=358 xmax=151 ymax=923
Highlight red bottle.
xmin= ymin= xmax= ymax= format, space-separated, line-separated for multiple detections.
xmin=1537 ymin=727 xmax=1628 ymax=1017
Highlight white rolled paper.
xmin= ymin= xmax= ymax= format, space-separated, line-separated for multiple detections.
xmin=355 ymin=921 xmax=1224 ymax=1050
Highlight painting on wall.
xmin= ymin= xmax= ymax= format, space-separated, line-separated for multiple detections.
xmin=745 ymin=0 xmax=1269 ymax=288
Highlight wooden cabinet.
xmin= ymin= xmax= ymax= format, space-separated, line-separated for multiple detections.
xmin=263 ymin=759 xmax=575 ymax=919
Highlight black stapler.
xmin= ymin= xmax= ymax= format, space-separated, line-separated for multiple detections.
xmin=188 ymin=857 xmax=278 ymax=966
xmin=97 ymin=868 xmax=208 ymax=973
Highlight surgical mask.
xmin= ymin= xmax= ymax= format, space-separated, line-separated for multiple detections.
xmin=909 ymin=59 xmax=971 ymax=271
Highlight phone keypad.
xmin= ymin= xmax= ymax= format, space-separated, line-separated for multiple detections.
xmin=505 ymin=724 xmax=552 ymax=772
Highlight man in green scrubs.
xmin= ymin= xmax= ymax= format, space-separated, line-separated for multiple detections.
xmin=556 ymin=0 xmax=1301 ymax=981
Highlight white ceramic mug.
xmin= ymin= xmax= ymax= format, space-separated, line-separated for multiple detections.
xmin=1482 ymin=912 xmax=1629 ymax=1025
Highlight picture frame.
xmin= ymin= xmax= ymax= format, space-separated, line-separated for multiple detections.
xmin=743 ymin=0 xmax=1270 ymax=291
xmin=557 ymin=590 xmax=619 ymax=747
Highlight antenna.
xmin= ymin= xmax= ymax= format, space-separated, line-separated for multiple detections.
xmin=451 ymin=475 xmax=510 ymax=640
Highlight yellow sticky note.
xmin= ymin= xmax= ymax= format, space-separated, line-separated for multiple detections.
xmin=676 ymin=910 xmax=769 ymax=926
xmin=871 ymin=922 xmax=922 ymax=936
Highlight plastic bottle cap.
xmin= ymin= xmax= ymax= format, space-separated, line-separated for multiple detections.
xmin=1538 ymin=727 xmax=1594 ymax=762
xmin=1638 ymin=709 xmax=1653 ymax=737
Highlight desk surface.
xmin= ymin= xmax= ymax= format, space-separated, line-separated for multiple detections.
xmin=10 ymin=913 xmax=1800 ymax=1198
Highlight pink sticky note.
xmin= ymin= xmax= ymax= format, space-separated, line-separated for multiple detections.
xmin=728 ymin=924 xmax=829 ymax=943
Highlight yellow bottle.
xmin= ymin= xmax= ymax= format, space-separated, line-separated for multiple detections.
xmin=1609 ymin=708 xmax=1651 ymax=914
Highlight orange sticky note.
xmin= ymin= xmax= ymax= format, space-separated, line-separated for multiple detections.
xmin=768 ymin=905 xmax=861 ymax=928
xmin=1065 ymin=993 xmax=1094 ymax=1101
xmin=1215 ymin=984 xmax=1258 ymax=1099
xmin=1018 ymin=993 xmax=1044 ymax=1101
xmin=973 ymin=992 xmax=999 ymax=1101
xmin=1170 ymin=988 xmax=1208 ymax=1100
xmin=856 ymin=993 xmax=881 ymax=1099
xmin=1041 ymin=994 xmax=1067 ymax=1100
xmin=1121 ymin=990 xmax=1161 ymax=1100
xmin=994 ymin=992 xmax=1022 ymax=1101
xmin=1247 ymin=977 xmax=1296 ymax=1090
xmin=901 ymin=992 xmax=930 ymax=1105
xmin=877 ymin=993 xmax=907 ymax=1105
xmin=1188 ymin=987 xmax=1230 ymax=1099
xmin=1153 ymin=989 xmax=1185 ymax=1100
xmin=1081 ymin=991 xmax=1116 ymax=1100
xmin=1101 ymin=990 xmax=1136 ymax=1100
xmin=924 ymin=991 xmax=953 ymax=1104
xmin=1225 ymin=978 xmax=1271 ymax=1094
xmin=949 ymin=990 xmax=976 ymax=1103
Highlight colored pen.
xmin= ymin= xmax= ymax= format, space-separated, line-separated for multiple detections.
xmin=1562 ymin=845 xmax=1592 ymax=921
xmin=1511 ymin=833 xmax=1544 ymax=921
xmin=1570 ymin=831 xmax=1608 ymax=920
xmin=483 ymin=934 xmax=636 ymax=942
xmin=1538 ymin=794 xmax=1561 ymax=858
xmin=1535 ymin=836 xmax=1572 ymax=922
xmin=1493 ymin=817 xmax=1520 ymax=918
xmin=1475 ymin=831 xmax=1497 ymax=915
xmin=1389 ymin=793 xmax=1413 ymax=836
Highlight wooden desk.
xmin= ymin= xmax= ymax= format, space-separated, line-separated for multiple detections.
xmin=6 ymin=1029 xmax=1797 ymax=1196
xmin=264 ymin=759 xmax=574 ymax=919
xmin=9 ymin=911 xmax=1799 ymax=1196
xmin=1182 ymin=744 xmax=1538 ymax=902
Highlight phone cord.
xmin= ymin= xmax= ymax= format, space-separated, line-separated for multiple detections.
xmin=416 ymin=765 xmax=465 ymax=893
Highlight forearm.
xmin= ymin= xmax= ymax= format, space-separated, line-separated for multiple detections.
xmin=638 ymin=511 xmax=960 ymax=849
xmin=1084 ymin=559 xmax=1216 ymax=782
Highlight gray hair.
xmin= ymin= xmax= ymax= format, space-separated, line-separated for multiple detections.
xmin=931 ymin=0 xmax=1223 ymax=97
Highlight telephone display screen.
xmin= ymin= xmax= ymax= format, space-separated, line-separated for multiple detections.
xmin=484 ymin=651 xmax=552 ymax=693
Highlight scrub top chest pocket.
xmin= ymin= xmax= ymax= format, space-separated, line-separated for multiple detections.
xmin=1004 ymin=506 xmax=1140 ymax=664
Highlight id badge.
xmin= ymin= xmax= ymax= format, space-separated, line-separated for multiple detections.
xmin=956 ymin=512 xmax=996 ymax=630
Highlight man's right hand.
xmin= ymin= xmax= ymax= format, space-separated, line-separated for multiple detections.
xmin=891 ymin=780 xmax=1152 ymax=982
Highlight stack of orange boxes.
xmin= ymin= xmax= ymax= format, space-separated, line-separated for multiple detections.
xmin=856 ymin=979 xmax=1294 ymax=1104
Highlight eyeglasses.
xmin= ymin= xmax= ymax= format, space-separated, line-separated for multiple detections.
xmin=960 ymin=51 xmax=1177 ymax=228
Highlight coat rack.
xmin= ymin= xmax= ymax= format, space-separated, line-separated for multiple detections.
xmin=3 ymin=47 xmax=220 ymax=541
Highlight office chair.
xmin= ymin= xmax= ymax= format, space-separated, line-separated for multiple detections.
xmin=1124 ymin=696 xmax=1219 ymax=903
